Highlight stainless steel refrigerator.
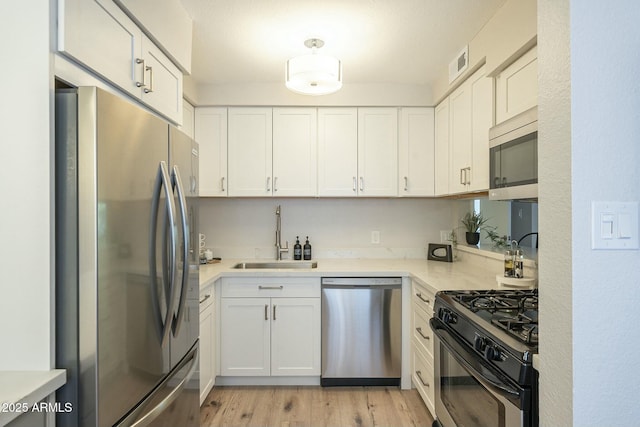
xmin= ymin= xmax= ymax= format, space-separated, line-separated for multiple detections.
xmin=55 ymin=87 xmax=200 ymax=427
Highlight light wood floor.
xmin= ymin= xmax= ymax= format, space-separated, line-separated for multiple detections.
xmin=200 ymin=385 xmax=434 ymax=427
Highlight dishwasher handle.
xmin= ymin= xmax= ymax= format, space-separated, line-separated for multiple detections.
xmin=321 ymin=284 xmax=401 ymax=290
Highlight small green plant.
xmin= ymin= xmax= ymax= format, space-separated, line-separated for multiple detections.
xmin=485 ymin=226 xmax=509 ymax=248
xmin=461 ymin=211 xmax=489 ymax=233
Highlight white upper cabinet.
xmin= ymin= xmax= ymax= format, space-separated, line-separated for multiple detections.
xmin=495 ymin=46 xmax=538 ymax=124
xmin=448 ymin=82 xmax=473 ymax=194
xmin=357 ymin=108 xmax=399 ymax=197
xmin=398 ymin=108 xmax=435 ymax=197
xmin=439 ymin=65 xmax=493 ymax=195
xmin=434 ymin=99 xmax=450 ymax=196
xmin=196 ymin=107 xmax=228 ymax=197
xmin=317 ymin=108 xmax=359 ymax=197
xmin=181 ymin=101 xmax=195 ymax=139
xmin=227 ymin=108 xmax=273 ymax=197
xmin=58 ymin=0 xmax=183 ymax=123
xmin=272 ymin=108 xmax=318 ymax=197
xmin=469 ymin=68 xmax=493 ymax=192
xmin=113 ymin=0 xmax=193 ymax=73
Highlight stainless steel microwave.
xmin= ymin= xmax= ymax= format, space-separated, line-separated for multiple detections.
xmin=489 ymin=107 xmax=538 ymax=201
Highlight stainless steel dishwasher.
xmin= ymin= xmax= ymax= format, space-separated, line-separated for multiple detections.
xmin=321 ymin=277 xmax=402 ymax=386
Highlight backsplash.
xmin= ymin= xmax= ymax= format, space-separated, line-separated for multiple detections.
xmin=198 ymin=198 xmax=455 ymax=259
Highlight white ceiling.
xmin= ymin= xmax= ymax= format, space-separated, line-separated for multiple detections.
xmin=180 ymin=0 xmax=507 ymax=89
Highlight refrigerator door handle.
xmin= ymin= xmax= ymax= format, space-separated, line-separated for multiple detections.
xmin=171 ymin=165 xmax=190 ymax=336
xmin=149 ymin=161 xmax=179 ymax=346
xmin=118 ymin=343 xmax=199 ymax=427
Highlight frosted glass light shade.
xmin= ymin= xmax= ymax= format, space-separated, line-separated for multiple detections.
xmin=285 ymin=53 xmax=342 ymax=96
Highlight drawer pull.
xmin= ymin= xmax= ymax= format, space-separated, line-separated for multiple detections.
xmin=416 ymin=293 xmax=430 ymax=304
xmin=416 ymin=327 xmax=430 ymax=340
xmin=258 ymin=285 xmax=284 ymax=290
xmin=199 ymin=294 xmax=211 ymax=304
xmin=416 ymin=370 xmax=430 ymax=387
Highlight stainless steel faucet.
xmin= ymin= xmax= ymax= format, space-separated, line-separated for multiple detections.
xmin=275 ymin=205 xmax=289 ymax=260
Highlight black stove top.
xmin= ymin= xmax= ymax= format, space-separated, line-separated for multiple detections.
xmin=448 ymin=289 xmax=538 ymax=346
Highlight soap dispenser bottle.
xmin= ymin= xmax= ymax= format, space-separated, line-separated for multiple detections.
xmin=303 ymin=236 xmax=312 ymax=260
xmin=294 ymin=236 xmax=302 ymax=260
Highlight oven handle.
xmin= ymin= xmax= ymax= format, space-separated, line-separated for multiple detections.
xmin=430 ymin=318 xmax=524 ymax=405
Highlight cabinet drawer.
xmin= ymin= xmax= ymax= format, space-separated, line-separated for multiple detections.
xmin=412 ymin=281 xmax=435 ymax=313
xmin=221 ymin=277 xmax=320 ymax=298
xmin=412 ymin=346 xmax=435 ymax=416
xmin=412 ymin=303 xmax=434 ymax=358
xmin=199 ymin=285 xmax=214 ymax=313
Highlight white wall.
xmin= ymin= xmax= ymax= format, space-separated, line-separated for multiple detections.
xmin=539 ymin=1 xmax=640 ymax=426
xmin=538 ymin=0 xmax=572 ymax=425
xmin=195 ymin=82 xmax=432 ymax=107
xmin=0 ymin=0 xmax=53 ymax=369
xmin=198 ymin=198 xmax=454 ymax=259
xmin=432 ymin=0 xmax=537 ymax=102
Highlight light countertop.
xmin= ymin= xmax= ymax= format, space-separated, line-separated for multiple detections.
xmin=199 ymin=258 xmax=518 ymax=294
xmin=0 ymin=370 xmax=66 ymax=426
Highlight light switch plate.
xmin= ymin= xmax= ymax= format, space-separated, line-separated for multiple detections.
xmin=591 ymin=201 xmax=639 ymax=250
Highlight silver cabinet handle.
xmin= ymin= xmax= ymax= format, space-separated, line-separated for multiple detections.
xmin=416 ymin=327 xmax=430 ymax=340
xmin=199 ymin=294 xmax=211 ymax=304
xmin=466 ymin=167 xmax=471 ymax=185
xmin=359 ymin=176 xmax=364 ymax=192
xmin=144 ymin=65 xmax=154 ymax=93
xmin=416 ymin=370 xmax=430 ymax=387
xmin=404 ymin=176 xmax=408 ymax=191
xmin=273 ymin=304 xmax=277 ymax=320
xmin=460 ymin=168 xmax=465 ymax=185
xmin=135 ymin=58 xmax=146 ymax=88
xmin=416 ymin=293 xmax=430 ymax=304
xmin=274 ymin=176 xmax=278 ymax=192
xmin=221 ymin=177 xmax=225 ymax=192
xmin=352 ymin=177 xmax=357 ymax=192
xmin=258 ymin=285 xmax=284 ymax=290
xmin=264 ymin=304 xmax=269 ymax=321
xmin=266 ymin=176 xmax=271 ymax=192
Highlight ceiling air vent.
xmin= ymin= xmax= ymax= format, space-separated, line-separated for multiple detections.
xmin=448 ymin=45 xmax=469 ymax=83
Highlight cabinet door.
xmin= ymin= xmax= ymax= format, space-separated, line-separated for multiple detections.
xmin=357 ymin=108 xmax=398 ymax=196
xmin=449 ymin=81 xmax=472 ymax=194
xmin=469 ymin=66 xmax=493 ymax=192
xmin=317 ymin=108 xmax=358 ymax=196
xmin=227 ymin=108 xmax=273 ymax=197
xmin=220 ymin=298 xmax=270 ymax=376
xmin=196 ymin=108 xmax=228 ymax=197
xmin=399 ymin=108 xmax=435 ymax=196
xmin=272 ymin=108 xmax=318 ymax=196
xmin=495 ymin=46 xmax=538 ymax=124
xmin=270 ymin=298 xmax=321 ymax=376
xmin=434 ymin=99 xmax=450 ymax=196
xmin=58 ymin=0 xmax=142 ymax=96
xmin=199 ymin=300 xmax=214 ymax=405
xmin=181 ymin=101 xmax=195 ymax=139
xmin=139 ymin=36 xmax=183 ymax=124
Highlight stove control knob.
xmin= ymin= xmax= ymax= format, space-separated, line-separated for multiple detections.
xmin=484 ymin=345 xmax=501 ymax=361
xmin=474 ymin=336 xmax=487 ymax=352
xmin=441 ymin=310 xmax=456 ymax=324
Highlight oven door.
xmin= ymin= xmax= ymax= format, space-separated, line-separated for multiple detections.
xmin=430 ymin=318 xmax=531 ymax=427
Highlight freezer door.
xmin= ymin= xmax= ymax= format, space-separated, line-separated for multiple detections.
xmin=168 ymin=127 xmax=200 ymax=368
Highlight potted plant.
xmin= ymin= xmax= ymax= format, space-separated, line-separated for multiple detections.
xmin=461 ymin=211 xmax=488 ymax=245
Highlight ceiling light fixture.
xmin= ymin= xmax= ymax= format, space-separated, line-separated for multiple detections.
xmin=285 ymin=38 xmax=342 ymax=96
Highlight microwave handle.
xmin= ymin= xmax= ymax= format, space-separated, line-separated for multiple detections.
xmin=502 ymin=177 xmax=507 ymax=187
xmin=494 ymin=177 xmax=501 ymax=188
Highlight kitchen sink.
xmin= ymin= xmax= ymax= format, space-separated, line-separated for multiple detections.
xmin=232 ymin=261 xmax=318 ymax=269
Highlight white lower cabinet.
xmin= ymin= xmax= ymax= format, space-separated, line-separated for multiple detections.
xmin=219 ymin=278 xmax=321 ymax=378
xmin=199 ymin=281 xmax=215 ymax=405
xmin=411 ymin=280 xmax=436 ymax=417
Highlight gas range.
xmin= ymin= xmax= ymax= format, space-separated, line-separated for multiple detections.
xmin=430 ymin=288 xmax=539 ymax=427
xmin=434 ymin=288 xmax=538 ymax=384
